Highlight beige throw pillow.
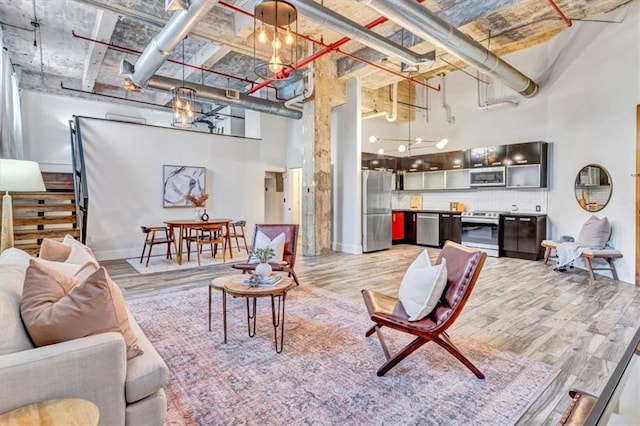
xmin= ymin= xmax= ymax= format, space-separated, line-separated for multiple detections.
xmin=249 ymin=231 xmax=287 ymax=265
xmin=38 ymin=238 xmax=72 ymax=262
xmin=398 ymin=250 xmax=448 ymax=321
xmin=21 ymin=260 xmax=143 ymax=359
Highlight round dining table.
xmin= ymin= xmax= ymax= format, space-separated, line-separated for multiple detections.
xmin=165 ymin=219 xmax=234 ymax=265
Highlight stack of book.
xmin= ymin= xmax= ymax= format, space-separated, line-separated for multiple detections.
xmin=242 ymin=274 xmax=282 ymax=287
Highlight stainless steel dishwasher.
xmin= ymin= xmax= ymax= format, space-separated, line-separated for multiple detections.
xmin=416 ymin=213 xmax=440 ymax=246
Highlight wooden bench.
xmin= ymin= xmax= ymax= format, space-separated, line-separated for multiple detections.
xmin=541 ymin=240 xmax=623 ymax=281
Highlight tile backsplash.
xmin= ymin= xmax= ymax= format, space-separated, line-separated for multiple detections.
xmin=393 ymin=188 xmax=548 ymax=214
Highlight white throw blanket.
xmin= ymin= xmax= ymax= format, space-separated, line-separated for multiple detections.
xmin=556 ymin=242 xmax=587 ymax=268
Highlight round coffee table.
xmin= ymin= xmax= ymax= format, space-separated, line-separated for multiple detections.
xmin=0 ymin=398 xmax=99 ymax=425
xmin=210 ymin=275 xmax=294 ymax=353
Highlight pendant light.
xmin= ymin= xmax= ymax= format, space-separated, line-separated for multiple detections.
xmin=171 ymin=38 xmax=196 ymax=128
xmin=253 ymin=0 xmax=298 ymax=80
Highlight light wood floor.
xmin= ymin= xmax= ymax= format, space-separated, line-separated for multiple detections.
xmin=103 ymin=244 xmax=640 ymax=425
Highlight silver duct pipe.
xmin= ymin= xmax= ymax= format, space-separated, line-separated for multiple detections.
xmin=147 ymin=75 xmax=303 ymax=119
xmin=359 ymin=0 xmax=539 ymax=98
xmin=288 ymin=0 xmax=434 ymax=65
xmin=128 ymin=0 xmax=218 ymax=88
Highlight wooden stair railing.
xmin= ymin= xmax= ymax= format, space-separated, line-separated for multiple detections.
xmin=0 ymin=172 xmax=79 ymax=255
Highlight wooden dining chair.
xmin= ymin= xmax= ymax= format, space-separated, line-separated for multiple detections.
xmin=191 ymin=223 xmax=226 ymax=266
xmin=227 ymin=220 xmax=249 ymax=254
xmin=361 ymin=241 xmax=487 ymax=377
xmin=140 ymin=226 xmax=176 ymax=267
xmin=232 ymin=224 xmax=300 ymax=285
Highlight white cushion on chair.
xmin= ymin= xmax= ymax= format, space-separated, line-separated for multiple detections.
xmin=398 ymin=250 xmax=448 ymax=322
xmin=249 ymin=231 xmax=287 ymax=265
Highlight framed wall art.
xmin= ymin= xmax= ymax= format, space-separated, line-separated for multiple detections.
xmin=162 ymin=165 xmax=206 ymax=207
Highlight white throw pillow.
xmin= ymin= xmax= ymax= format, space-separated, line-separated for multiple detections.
xmin=249 ymin=231 xmax=287 ymax=264
xmin=398 ymin=250 xmax=448 ymax=322
xmin=65 ymin=243 xmax=100 ymax=279
xmin=577 ymin=215 xmax=611 ymax=249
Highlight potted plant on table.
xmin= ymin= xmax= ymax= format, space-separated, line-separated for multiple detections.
xmin=252 ymin=247 xmax=275 ymax=278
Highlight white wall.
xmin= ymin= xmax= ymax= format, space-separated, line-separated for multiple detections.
xmin=356 ymin=5 xmax=639 ymax=282
xmin=21 ymin=92 xmax=292 ymax=260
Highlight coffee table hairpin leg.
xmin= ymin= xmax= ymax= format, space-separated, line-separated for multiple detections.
xmin=246 ymin=298 xmax=258 ymax=337
xmin=272 ymin=293 xmax=286 ymax=353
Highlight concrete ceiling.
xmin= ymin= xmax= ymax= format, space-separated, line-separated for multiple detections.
xmin=0 ymin=0 xmax=632 ymax=113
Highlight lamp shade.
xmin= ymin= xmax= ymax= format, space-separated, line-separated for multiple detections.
xmin=0 ymin=159 xmax=46 ymax=192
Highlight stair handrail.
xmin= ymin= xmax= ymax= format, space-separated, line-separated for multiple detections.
xmin=69 ymin=115 xmax=89 ymax=244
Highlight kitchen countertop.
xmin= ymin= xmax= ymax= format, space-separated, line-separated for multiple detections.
xmin=501 ymin=212 xmax=547 ymax=217
xmin=392 ymin=209 xmax=462 ymax=214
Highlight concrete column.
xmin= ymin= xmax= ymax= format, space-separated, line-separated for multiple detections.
xmin=302 ymin=54 xmax=334 ymax=256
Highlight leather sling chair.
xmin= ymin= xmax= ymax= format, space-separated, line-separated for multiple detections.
xmin=232 ymin=224 xmax=300 ymax=286
xmin=362 ymin=241 xmax=487 ymax=377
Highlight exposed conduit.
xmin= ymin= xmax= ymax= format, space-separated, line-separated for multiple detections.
xmin=359 ymin=0 xmax=539 ymax=97
xmin=441 ymin=74 xmax=455 ymax=125
xmin=288 ymin=0 xmax=435 ymax=66
xmin=362 ymin=82 xmax=398 ymax=122
xmin=284 ymin=45 xmax=315 ymax=112
xmin=476 ymin=71 xmax=519 ymax=110
xmin=146 ymin=75 xmax=302 ymax=119
xmin=127 ymin=0 xmax=218 ymax=88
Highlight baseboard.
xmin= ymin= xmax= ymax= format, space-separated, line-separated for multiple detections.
xmin=332 ymin=242 xmax=362 ymax=254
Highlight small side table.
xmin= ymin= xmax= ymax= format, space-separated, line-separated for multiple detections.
xmin=0 ymin=398 xmax=99 ymax=425
xmin=209 ymin=275 xmax=294 ymax=353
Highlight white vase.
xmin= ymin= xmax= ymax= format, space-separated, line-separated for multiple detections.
xmin=255 ymin=262 xmax=272 ymax=278
xmin=195 ymin=208 xmax=202 ymax=221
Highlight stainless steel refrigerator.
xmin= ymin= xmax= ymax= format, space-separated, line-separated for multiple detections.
xmin=362 ymin=170 xmax=393 ymax=253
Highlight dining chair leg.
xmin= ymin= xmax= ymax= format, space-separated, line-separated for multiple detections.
xmin=139 ymin=243 xmax=147 ymax=264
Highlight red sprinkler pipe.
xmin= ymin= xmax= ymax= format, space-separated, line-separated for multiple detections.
xmin=547 ymin=0 xmax=572 ymax=27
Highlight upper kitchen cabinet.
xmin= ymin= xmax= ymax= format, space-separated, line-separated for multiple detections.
xmin=443 ymin=150 xmax=468 ymax=170
xmin=467 ymin=145 xmax=507 ymax=168
xmin=505 ymin=142 xmax=548 ymax=188
xmin=505 ymin=141 xmax=547 ymax=165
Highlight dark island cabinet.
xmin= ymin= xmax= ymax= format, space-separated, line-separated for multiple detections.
xmin=501 ymin=215 xmax=547 ymax=260
xmin=439 ymin=213 xmax=462 ymax=245
xmin=404 ymin=211 xmax=417 ymax=244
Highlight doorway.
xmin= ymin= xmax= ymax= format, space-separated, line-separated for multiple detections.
xmin=264 ymin=172 xmax=284 ymax=223
xmin=289 ymin=167 xmax=302 ymax=226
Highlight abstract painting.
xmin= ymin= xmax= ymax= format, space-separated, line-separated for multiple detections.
xmin=162 ymin=165 xmax=206 ymax=207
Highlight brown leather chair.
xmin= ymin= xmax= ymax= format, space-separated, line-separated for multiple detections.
xmin=140 ymin=226 xmax=176 ymax=267
xmin=232 ymin=224 xmax=300 ymax=285
xmin=361 ymin=241 xmax=487 ymax=377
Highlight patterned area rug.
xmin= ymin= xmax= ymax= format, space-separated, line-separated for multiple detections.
xmin=127 ymin=284 xmax=559 ymax=425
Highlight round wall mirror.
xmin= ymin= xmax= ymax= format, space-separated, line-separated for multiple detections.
xmin=574 ymin=164 xmax=612 ymax=212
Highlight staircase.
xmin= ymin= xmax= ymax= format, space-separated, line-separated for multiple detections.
xmin=0 ymin=172 xmax=80 ymax=255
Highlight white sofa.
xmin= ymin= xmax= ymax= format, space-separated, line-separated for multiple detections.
xmin=0 ymin=248 xmax=169 ymax=425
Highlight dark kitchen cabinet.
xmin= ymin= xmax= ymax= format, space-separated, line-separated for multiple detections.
xmin=439 ymin=213 xmax=461 ymax=245
xmin=392 ymin=211 xmax=405 ymax=242
xmin=404 ymin=211 xmax=417 ymax=244
xmin=505 ymin=141 xmax=547 ymax=166
xmin=423 ymin=152 xmax=446 ymax=171
xmin=501 ymin=215 xmax=547 ymax=260
xmin=442 ymin=150 xmax=468 ymax=170
xmin=467 ymin=145 xmax=507 ymax=168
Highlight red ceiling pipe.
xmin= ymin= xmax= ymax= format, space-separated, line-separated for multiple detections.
xmin=547 ymin=0 xmax=572 ymax=27
xmin=72 ymin=31 xmax=277 ymax=89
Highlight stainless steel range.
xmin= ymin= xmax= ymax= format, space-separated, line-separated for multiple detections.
xmin=460 ymin=211 xmax=504 ymax=257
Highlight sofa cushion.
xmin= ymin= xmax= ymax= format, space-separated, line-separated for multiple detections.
xmin=0 ymin=248 xmax=35 ymax=355
xmin=125 ymin=317 xmax=170 ymax=403
xmin=38 ymin=238 xmax=72 ymax=262
xmin=21 ymin=261 xmax=143 ymax=359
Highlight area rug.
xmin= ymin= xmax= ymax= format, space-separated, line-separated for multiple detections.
xmin=127 ymin=248 xmax=245 ymax=274
xmin=127 ymin=285 xmax=559 ymax=426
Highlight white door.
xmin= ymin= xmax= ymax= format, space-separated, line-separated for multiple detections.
xmin=289 ymin=168 xmax=302 ymax=225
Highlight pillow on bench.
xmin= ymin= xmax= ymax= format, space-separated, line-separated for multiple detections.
xmin=577 ymin=215 xmax=611 ymax=249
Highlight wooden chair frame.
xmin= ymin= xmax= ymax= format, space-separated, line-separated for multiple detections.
xmin=140 ymin=226 xmax=175 ymax=267
xmin=362 ymin=241 xmax=487 ymax=377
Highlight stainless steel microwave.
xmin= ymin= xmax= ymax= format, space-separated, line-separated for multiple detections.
xmin=469 ymin=166 xmax=505 ymax=187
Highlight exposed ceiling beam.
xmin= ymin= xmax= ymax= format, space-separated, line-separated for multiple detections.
xmin=82 ymin=9 xmax=119 ymax=91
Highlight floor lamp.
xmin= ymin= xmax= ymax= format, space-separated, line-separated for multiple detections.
xmin=0 ymin=159 xmax=46 ymax=253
